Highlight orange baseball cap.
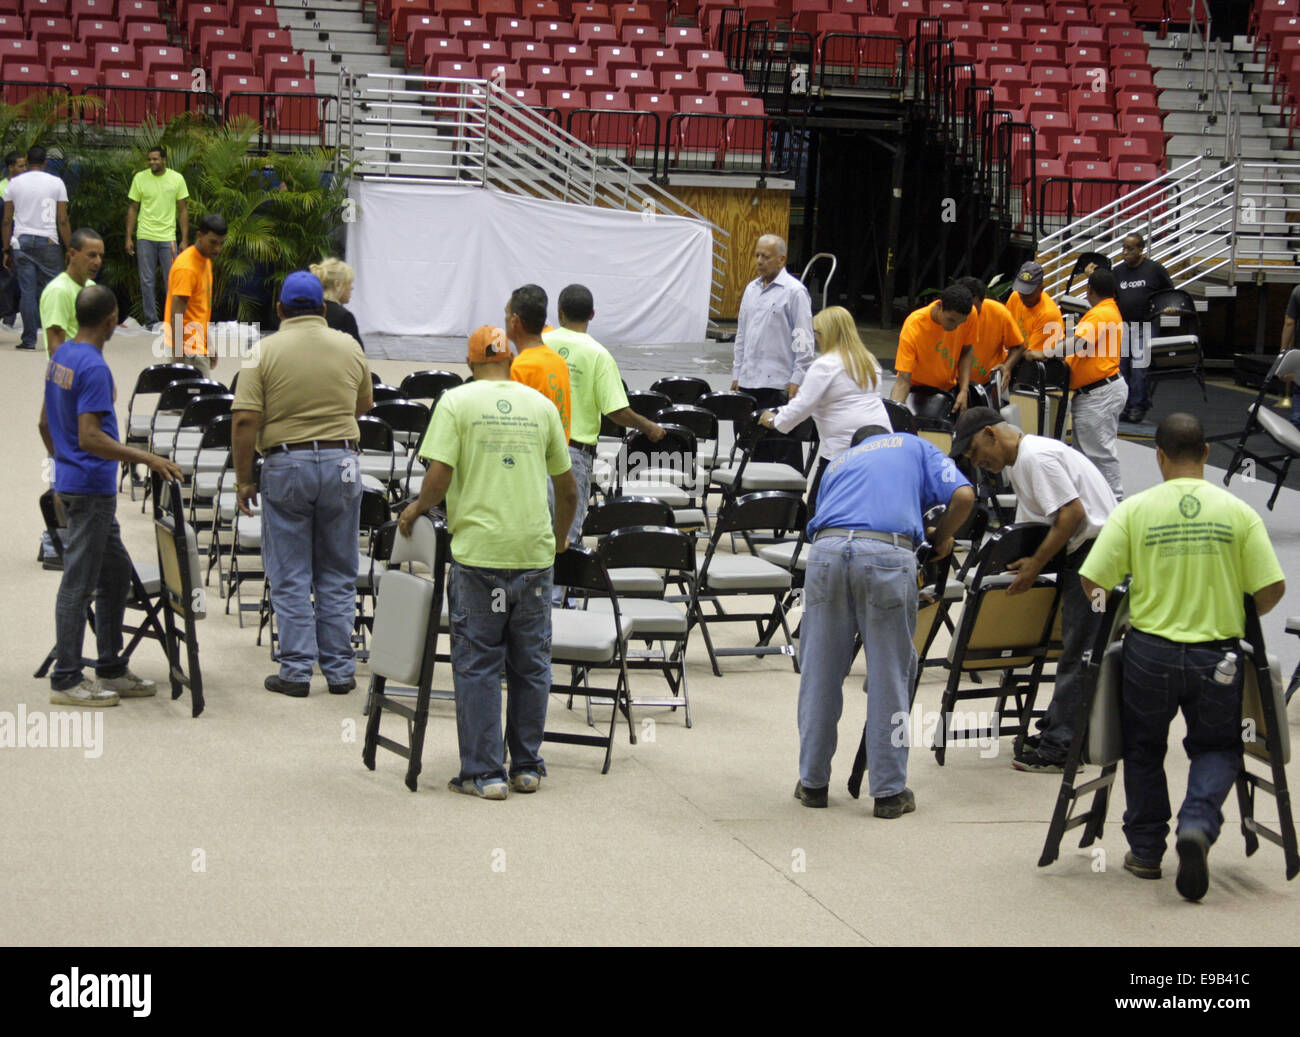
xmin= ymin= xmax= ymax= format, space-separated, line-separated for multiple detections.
xmin=467 ymin=325 xmax=512 ymax=365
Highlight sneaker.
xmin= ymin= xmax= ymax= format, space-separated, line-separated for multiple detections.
xmin=1123 ymin=852 xmax=1162 ymax=880
xmin=1175 ymin=829 xmax=1211 ymax=901
xmin=95 ymin=670 xmax=157 ymax=698
xmin=39 ymin=531 xmax=61 ymax=570
xmin=448 ymin=776 xmax=508 ymax=800
xmin=1010 ymin=749 xmax=1066 ymax=773
xmin=1021 ymin=734 xmax=1041 ymax=752
xmin=873 ymin=787 xmax=916 ymax=819
xmin=510 ymin=770 xmax=541 ymax=793
xmin=264 ymin=674 xmax=310 ymax=698
xmin=15 ymin=343 xmax=35 ymax=350
xmin=328 ymin=677 xmax=356 ymax=695
xmin=51 ymin=678 xmax=119 ymax=708
xmin=793 ymin=780 xmax=828 ymax=808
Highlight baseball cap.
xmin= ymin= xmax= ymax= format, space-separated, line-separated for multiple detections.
xmin=467 ymin=325 xmax=512 ymax=365
xmin=281 ymin=270 xmax=324 ymax=309
xmin=1012 ymin=261 xmax=1045 ymax=294
xmin=949 ymin=406 xmax=1005 ymax=458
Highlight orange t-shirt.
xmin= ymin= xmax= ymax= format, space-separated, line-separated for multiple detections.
xmin=968 ymin=298 xmax=1025 ymax=384
xmin=1067 ymin=297 xmax=1124 ymax=389
xmin=163 ymin=245 xmax=213 ymax=358
xmin=510 ymin=344 xmax=572 ymax=442
xmin=1006 ymin=290 xmax=1064 ymax=355
xmin=894 ymin=303 xmax=977 ymax=391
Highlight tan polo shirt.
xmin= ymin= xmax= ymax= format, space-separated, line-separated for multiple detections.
xmin=232 ymin=314 xmax=371 ymax=451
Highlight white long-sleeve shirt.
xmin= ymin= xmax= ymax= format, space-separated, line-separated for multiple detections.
xmin=771 ymin=352 xmax=889 ymax=460
xmin=732 ymin=268 xmax=815 ymax=389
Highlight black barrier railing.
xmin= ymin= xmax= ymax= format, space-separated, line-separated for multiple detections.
xmin=565 ymin=107 xmax=661 ymax=172
xmin=717 ymin=5 xmax=746 ymax=60
xmin=962 ymin=82 xmax=993 ymax=169
xmin=912 ymin=18 xmax=943 ymax=102
xmin=81 ymin=83 xmax=221 ymax=127
xmin=1036 ymin=176 xmax=1152 ymax=238
xmin=993 ymin=118 xmax=1037 ymax=230
xmin=224 ymin=91 xmax=335 ymax=150
xmin=920 ymin=37 xmax=953 ymax=121
xmin=816 ymin=33 xmax=907 ymax=93
xmin=940 ymin=60 xmax=974 ymax=149
xmin=662 ymin=111 xmax=794 ymax=177
xmin=732 ymin=25 xmax=814 ymax=117
xmin=0 ymin=81 xmax=72 ymax=107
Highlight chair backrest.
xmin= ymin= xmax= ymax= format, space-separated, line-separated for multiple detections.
xmin=714 ymin=490 xmax=806 ymax=536
xmin=359 ymin=488 xmax=391 ymax=532
xmin=151 ymin=476 xmax=205 ymax=619
xmin=1084 ymin=584 xmax=1131 ymax=765
xmin=649 ymin=374 xmax=711 ymax=403
xmin=697 ymin=389 xmax=757 ymax=423
xmin=357 ymin=413 xmax=395 ymax=452
xmin=370 ymin=399 xmax=432 ymax=437
xmin=197 ymin=411 xmax=234 ymax=451
xmin=625 ymin=423 xmax=697 ymax=476
xmin=884 ymin=399 xmax=917 ymax=434
xmin=654 ymin=403 xmax=718 ymax=442
xmin=371 ymin=383 xmax=407 ymax=404
xmin=400 ymin=369 xmax=464 ymax=401
xmin=906 ymin=386 xmax=955 ymax=427
xmin=583 ymin=495 xmax=675 ymax=534
xmin=156 ymin=378 xmax=226 ymax=412
xmin=177 ymin=392 xmax=234 ymax=431
xmin=626 ymin=389 xmax=672 ymax=421
xmin=597 ymin=524 xmax=695 ymax=575
xmin=553 ymin=543 xmax=617 ymax=596
xmin=370 ymin=571 xmax=436 ymax=685
xmin=131 ymin=362 xmax=204 ymax=399
xmin=391 ymin=513 xmax=444 ymax=570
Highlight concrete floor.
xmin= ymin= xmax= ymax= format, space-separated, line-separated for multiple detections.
xmin=2 ymin=323 xmax=1297 ymax=946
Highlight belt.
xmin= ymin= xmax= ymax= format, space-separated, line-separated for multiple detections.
xmin=1076 ymin=373 xmax=1120 ymax=394
xmin=572 ymin=440 xmax=598 ymax=457
xmin=814 ymin=528 xmax=914 ymax=549
xmin=273 ymin=439 xmax=358 ymax=453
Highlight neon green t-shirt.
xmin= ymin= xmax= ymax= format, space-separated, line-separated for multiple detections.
xmin=127 ymin=168 xmax=188 ymax=242
xmin=418 ymin=379 xmax=571 ymax=569
xmin=1079 ymin=478 xmax=1285 ymax=642
xmin=40 ymin=272 xmax=93 ymax=356
xmin=543 ymin=326 xmax=630 ymax=445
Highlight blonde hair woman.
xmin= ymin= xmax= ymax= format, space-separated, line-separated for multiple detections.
xmin=759 ymin=305 xmax=890 ymax=517
xmin=309 ymin=257 xmax=364 ymax=352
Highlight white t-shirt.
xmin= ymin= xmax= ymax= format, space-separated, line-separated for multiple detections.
xmin=771 ymin=351 xmax=889 ymax=460
xmin=1004 ymin=433 xmax=1116 ymax=553
xmin=4 ymin=170 xmax=67 ymax=241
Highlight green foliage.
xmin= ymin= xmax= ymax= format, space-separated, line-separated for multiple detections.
xmin=2 ymin=103 xmax=355 ymax=323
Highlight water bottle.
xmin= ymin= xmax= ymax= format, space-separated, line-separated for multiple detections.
xmin=1213 ymin=651 xmax=1238 ymax=686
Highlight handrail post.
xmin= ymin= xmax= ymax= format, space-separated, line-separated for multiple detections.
xmin=1229 ymin=158 xmax=1241 ymax=286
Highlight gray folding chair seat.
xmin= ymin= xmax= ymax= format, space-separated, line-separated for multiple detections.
xmin=1255 ymin=405 xmax=1300 ymax=454
xmin=550 ymin=607 xmax=620 ymax=663
xmin=128 ymin=413 xmax=155 ymax=439
xmin=758 ymin=541 xmax=808 ymax=572
xmin=360 ymin=449 xmax=403 ymax=482
xmin=356 ymin=555 xmax=387 ymax=591
xmin=369 ymin=571 xmax=435 ymax=687
xmin=135 ymin=563 xmax=162 ymax=597
xmin=218 ymin=492 xmax=260 ymax=522
xmin=672 ymin=507 xmax=707 ymax=529
xmin=703 ymin=553 xmax=793 ymax=591
xmin=619 ymin=479 xmax=691 ymax=507
xmin=588 ymin=596 xmax=688 ymax=637
xmin=711 ymin=461 xmax=806 ymax=493
xmin=361 ymin=474 xmax=387 ymax=495
xmin=608 ymin=567 xmax=666 ymax=594
xmin=235 ymin=514 xmax=262 ymax=550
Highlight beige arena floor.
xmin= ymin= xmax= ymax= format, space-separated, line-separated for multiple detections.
xmin=1 ymin=323 xmax=1297 ymax=946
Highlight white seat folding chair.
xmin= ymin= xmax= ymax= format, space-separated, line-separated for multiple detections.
xmin=120 ymin=362 xmax=203 ymax=498
xmin=1219 ymin=348 xmax=1300 ymax=511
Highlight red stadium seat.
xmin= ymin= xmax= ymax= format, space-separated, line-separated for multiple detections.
xmin=196 ymin=25 xmax=241 ymax=61
xmin=578 ymin=22 xmax=619 ymax=45
xmin=975 ymin=42 xmax=1014 ymax=64
xmin=492 ymin=17 xmax=536 ymax=44
xmin=546 ymin=87 xmax=589 ymax=120
xmin=1057 ymin=134 xmax=1100 ymax=164
xmin=705 ymin=71 xmax=747 ymax=101
xmin=264 ymin=53 xmax=310 ymax=88
xmin=1009 ymin=3 xmax=1047 ymax=19
xmin=274 ymin=77 xmax=322 ymax=137
xmin=1093 ymin=4 xmax=1134 ymax=27
xmin=521 ymin=63 xmax=566 ymax=90
xmin=1069 ymin=158 xmax=1109 ymax=180
xmin=727 ymin=94 xmax=764 ymax=116
xmin=573 ymin=3 xmax=613 ymax=25
xmin=586 ymin=89 xmax=632 ymax=110
xmin=447 ymin=16 xmax=491 ymax=41
xmin=465 ymin=39 xmax=509 ymax=67
xmin=685 ymin=49 xmax=729 ymax=72
xmin=1116 ymin=160 xmax=1159 ymax=182
xmin=251 ymin=29 xmax=295 ymax=64
xmin=211 ymin=50 xmax=256 ymax=88
xmin=510 ymin=41 xmax=552 ymax=63
xmin=480 ymin=60 xmax=523 ymax=86
xmin=572 ymin=64 xmax=615 ymax=89
xmin=45 ymin=41 xmax=89 ymax=69
xmin=238 ymin=4 xmax=280 ymax=45
xmin=1 ymin=63 xmax=51 ymax=106
xmin=25 ymin=0 xmax=71 ymax=21
xmin=31 ymin=17 xmax=74 ymax=47
xmin=69 ymin=0 xmax=116 ymax=21
xmin=53 ymin=65 xmax=96 ymax=94
xmin=1021 ymin=44 xmax=1064 ymax=69
xmin=659 ymin=69 xmax=702 ymax=94
xmin=125 ymin=22 xmax=167 ymax=48
xmin=436 ymin=59 xmax=477 ymax=80
xmin=642 ymin=47 xmax=685 ymax=74
xmin=187 ymin=4 xmax=230 ymax=43
xmin=665 ymin=26 xmax=705 ymax=48
xmin=1113 ymin=66 xmax=1156 ymax=91
xmin=120 ymin=1 xmax=162 ymax=26
xmin=553 ymin=42 xmax=595 ymax=68
xmin=504 ymin=87 xmax=544 ymax=107
xmin=0 ymin=39 xmax=39 ymax=65
xmin=1019 ymin=87 xmax=1064 ymax=116
xmin=99 ymin=68 xmax=151 ymax=125
xmin=1111 ymin=46 xmax=1150 ymax=70
xmin=223 ymin=73 xmax=267 ymax=125
xmin=422 ymin=38 xmax=468 ymax=71
xmin=1129 ymin=0 xmax=1167 ymax=24
xmin=945 ymin=19 xmax=985 ymax=42
xmin=987 ymin=62 xmax=1031 ymax=88
xmin=95 ymin=43 xmax=138 ymax=74
xmin=597 ymin=45 xmax=640 ymax=72
xmin=520 ymin=0 xmax=563 ymax=16
xmin=533 ymin=19 xmax=577 ymax=43
xmin=143 ymin=45 xmax=187 ymax=79
xmin=0 ymin=14 xmax=19 ymax=39
xmin=1068 ymin=89 xmax=1112 ymax=120
xmin=614 ymin=67 xmax=656 ymax=94
xmin=1109 ymin=136 xmax=1154 ymax=166
xmin=621 ymin=23 xmax=658 ymax=48
xmin=1105 ymin=24 xmax=1145 ymax=48
xmin=1028 ymin=109 xmax=1069 ymax=148
xmin=154 ymin=69 xmax=202 ymax=121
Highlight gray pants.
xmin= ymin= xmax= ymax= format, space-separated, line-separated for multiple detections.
xmin=137 ymin=238 xmax=176 ymax=325
xmin=1071 ymin=376 xmax=1127 ymax=499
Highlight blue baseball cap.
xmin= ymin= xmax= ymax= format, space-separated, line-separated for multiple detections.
xmin=280 ymin=270 xmax=324 ymax=309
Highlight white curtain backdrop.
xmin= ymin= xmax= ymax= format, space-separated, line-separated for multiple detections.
xmin=345 ymin=182 xmax=713 ymax=345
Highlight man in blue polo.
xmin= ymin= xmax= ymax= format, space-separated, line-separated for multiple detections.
xmin=795 ymin=424 xmax=974 ymax=817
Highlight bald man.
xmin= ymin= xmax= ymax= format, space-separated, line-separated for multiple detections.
xmin=731 ymin=233 xmax=814 ymax=466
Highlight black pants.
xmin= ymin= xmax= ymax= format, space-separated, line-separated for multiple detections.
xmin=740 ymin=385 xmax=804 ymax=469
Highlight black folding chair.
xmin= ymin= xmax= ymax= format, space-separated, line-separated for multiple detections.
xmin=148 ymin=473 xmax=207 ymax=717
xmin=1005 ymin=356 xmax=1072 ymax=440
xmin=626 ymin=389 xmax=672 ymax=422
xmin=371 ymin=383 xmax=407 ymax=404
xmin=582 ymin=496 xmax=677 ymax=596
xmin=120 ymin=363 xmax=203 ymax=497
xmin=1216 ymin=348 xmax=1300 ymax=510
xmin=399 ymin=369 xmax=463 ymax=405
xmin=650 ymin=375 xmax=711 ymax=404
xmin=1143 ymin=288 xmax=1205 ymax=406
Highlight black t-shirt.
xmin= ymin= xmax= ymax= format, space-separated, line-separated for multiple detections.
xmin=1113 ymin=258 xmax=1174 ymax=322
xmin=325 ymin=300 xmax=364 ymax=353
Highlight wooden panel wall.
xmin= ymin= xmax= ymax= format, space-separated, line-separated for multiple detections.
xmin=669 ymin=185 xmax=792 ymax=318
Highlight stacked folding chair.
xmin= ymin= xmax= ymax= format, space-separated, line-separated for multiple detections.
xmin=148 ymin=473 xmax=208 ymax=717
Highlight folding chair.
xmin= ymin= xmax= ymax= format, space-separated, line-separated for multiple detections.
xmin=582 ymin=496 xmax=676 ymax=595
xmin=184 ymin=413 xmax=233 ymax=531
xmin=148 ymin=473 xmax=208 ymax=717
xmin=547 ymin=545 xmax=635 ymax=773
xmin=905 ymin=386 xmax=956 ymax=454
xmin=1218 ymin=349 xmax=1300 ymax=510
xmin=615 ymin=423 xmax=703 ymax=520
xmin=1006 ymin=356 xmax=1071 ymax=439
xmin=168 ymin=393 xmax=233 ymax=497
xmin=654 ymin=403 xmax=720 ymax=527
xmin=649 ymin=374 xmax=711 ymax=404
xmin=933 ymin=523 xmax=1063 ymax=765
xmin=399 ymin=368 xmax=463 ymax=405
xmin=687 ymin=490 xmax=806 ymax=676
xmin=361 ymin=515 xmax=452 ymax=791
xmin=357 ymin=413 xmax=402 ymax=496
xmin=120 ymin=362 xmax=203 ymax=498
xmin=1142 ymin=287 xmax=1205 ymax=406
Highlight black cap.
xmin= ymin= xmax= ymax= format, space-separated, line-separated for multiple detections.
xmin=949 ymin=406 xmax=1005 ymax=458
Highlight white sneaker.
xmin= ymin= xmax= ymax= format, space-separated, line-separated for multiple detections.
xmin=51 ymin=678 xmax=120 ymax=708
xmin=95 ymin=670 xmax=157 ymax=698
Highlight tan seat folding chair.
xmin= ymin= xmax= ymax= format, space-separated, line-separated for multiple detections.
xmin=933 ymin=522 xmax=1063 ymax=765
xmin=361 ymin=515 xmax=451 ymax=792
xmin=150 ymin=474 xmax=208 ymax=717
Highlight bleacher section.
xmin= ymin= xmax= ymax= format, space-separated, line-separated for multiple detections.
xmin=1254 ymin=0 xmax=1300 ymax=145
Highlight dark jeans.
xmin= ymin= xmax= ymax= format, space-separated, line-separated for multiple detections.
xmin=52 ymin=493 xmax=131 ymax=690
xmin=448 ymin=561 xmax=552 ymax=783
xmin=15 ymin=235 xmax=62 ymax=350
xmin=1120 ymin=628 xmax=1245 ymax=862
xmin=1037 ymin=542 xmax=1105 ymax=761
xmin=740 ymin=385 xmax=803 ymax=468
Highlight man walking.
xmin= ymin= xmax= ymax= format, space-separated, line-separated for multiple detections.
xmin=795 ymin=423 xmax=974 ymax=817
xmin=232 ymin=271 xmax=372 ymax=697
xmin=543 ymin=283 xmax=664 ymax=547
xmin=1080 ymin=413 xmax=1285 ymax=901
xmin=508 ymin=283 xmax=571 ymax=441
xmin=3 ymin=146 xmax=71 ymax=351
xmin=399 ymin=325 xmax=578 ymax=800
xmin=732 ymin=233 xmax=814 ymax=465
xmin=952 ymin=407 xmax=1117 ymax=772
xmin=163 ymin=212 xmax=226 ymax=377
xmin=1112 ymin=233 xmax=1174 ymax=424
xmin=39 ymin=284 xmax=182 ymax=705
xmin=126 ymin=145 xmax=189 ymax=332
xmin=40 ymin=228 xmax=102 ymax=356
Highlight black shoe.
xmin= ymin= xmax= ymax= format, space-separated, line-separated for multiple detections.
xmin=328 ymin=677 xmax=356 ymax=695
xmin=1124 ymin=852 xmax=1162 ymax=880
xmin=873 ymin=787 xmax=916 ymax=818
xmin=1175 ymin=829 xmax=1210 ymax=901
xmin=264 ymin=674 xmax=309 ymax=698
xmin=1011 ymin=749 xmax=1065 ymax=772
xmin=793 ymin=781 xmax=827 ymax=808
xmin=15 ymin=343 xmax=35 ymax=350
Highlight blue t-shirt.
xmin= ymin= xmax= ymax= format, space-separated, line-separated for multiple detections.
xmin=808 ymin=432 xmax=971 ymax=545
xmin=45 ymin=340 xmax=119 ymax=495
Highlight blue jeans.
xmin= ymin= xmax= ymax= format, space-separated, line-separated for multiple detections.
xmin=566 ymin=444 xmax=594 ymax=546
xmin=52 ymin=493 xmax=131 ymax=690
xmin=798 ymin=536 xmax=918 ymax=799
xmin=1120 ymin=322 xmax=1150 ymax=413
xmin=15 ymin=235 xmax=62 ymax=349
xmin=1120 ymin=629 xmax=1244 ymax=862
xmin=136 ymin=238 xmax=176 ymax=325
xmin=448 ymin=561 xmax=552 ymax=783
xmin=1036 ymin=544 xmax=1105 ymax=761
xmin=259 ymin=448 xmax=363 ymax=684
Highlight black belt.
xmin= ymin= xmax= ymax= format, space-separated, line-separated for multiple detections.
xmin=814 ymin=528 xmax=914 ymax=549
xmin=572 ymin=440 xmax=598 ymax=457
xmin=274 ymin=439 xmax=358 ymax=453
xmin=1077 ymin=373 xmax=1120 ymax=394
xmin=1129 ymin=628 xmax=1241 ymax=652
